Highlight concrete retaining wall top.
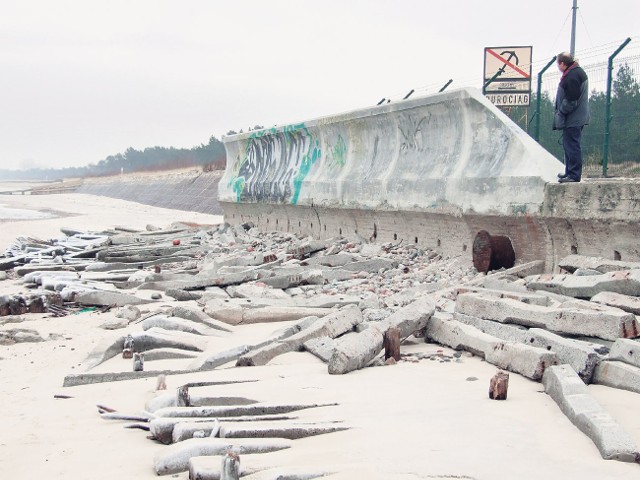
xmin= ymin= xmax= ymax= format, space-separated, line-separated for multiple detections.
xmin=220 ymin=88 xmax=562 ymax=215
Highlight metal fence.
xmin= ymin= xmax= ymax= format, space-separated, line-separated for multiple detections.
xmin=504 ymin=39 xmax=640 ymax=178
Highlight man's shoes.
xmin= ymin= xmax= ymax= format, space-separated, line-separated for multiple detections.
xmin=558 ymin=177 xmax=580 ymax=183
xmin=557 ymin=172 xmax=568 ymax=179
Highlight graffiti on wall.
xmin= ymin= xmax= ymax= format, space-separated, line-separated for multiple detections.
xmin=327 ymin=134 xmax=347 ymax=170
xmin=229 ymin=123 xmax=321 ymax=204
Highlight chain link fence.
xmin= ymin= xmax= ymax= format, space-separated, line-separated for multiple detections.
xmin=503 ymin=40 xmax=640 ymax=178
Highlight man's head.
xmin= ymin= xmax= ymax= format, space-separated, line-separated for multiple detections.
xmin=557 ymin=52 xmax=574 ymax=72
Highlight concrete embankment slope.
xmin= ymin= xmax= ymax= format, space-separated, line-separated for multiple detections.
xmin=75 ymin=170 xmax=224 ymax=216
xmin=219 ymin=87 xmax=640 ymax=269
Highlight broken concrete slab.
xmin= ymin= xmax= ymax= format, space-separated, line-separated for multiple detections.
xmin=172 ymin=421 xmax=222 ymax=443
xmin=153 ymin=403 xmax=334 ymax=419
xmin=542 ymin=364 xmax=640 ymax=462
xmin=452 ymin=286 xmax=551 ymax=306
xmin=226 ymin=283 xmax=290 ymax=300
xmin=150 ymin=414 xmax=292 ymax=444
xmin=141 ymin=315 xmax=228 ymax=337
xmin=165 ymin=288 xmax=204 ymax=301
xmin=526 ymin=328 xmax=602 ymax=384
xmin=171 ymin=306 xmax=234 ymax=332
xmin=241 ymin=306 xmax=333 ymax=324
xmin=304 ymin=253 xmax=355 ymax=268
xmin=154 ymin=437 xmax=293 ymax=475
xmin=236 ymin=305 xmax=362 ymax=366
xmin=187 ymin=455 xmax=262 ymax=480
xmin=341 ymin=258 xmax=398 ymax=273
xmin=453 ymin=312 xmax=530 ymax=343
xmin=454 ymin=311 xmax=603 ymax=383
xmin=592 ymin=360 xmax=640 ymax=395
xmin=328 ymin=297 xmax=435 ymax=375
xmin=64 ymin=368 xmax=197 ymax=387
xmin=286 ymin=239 xmax=327 ymax=258
xmin=591 ymin=291 xmax=640 ymax=316
xmin=558 ymin=254 xmax=640 ymax=274
xmin=608 ymin=338 xmax=640 ymax=368
xmin=455 ymin=292 xmax=639 ymax=341
xmin=303 ymin=336 xmax=336 ymax=363
xmin=143 ymin=348 xmax=200 ymax=362
xmin=71 ymin=289 xmax=157 ymax=307
xmin=189 ymin=345 xmax=252 ymax=370
xmin=426 ymin=316 xmax=558 ymax=380
xmin=328 ymin=327 xmax=384 ymax=375
xmin=219 ymin=422 xmax=348 ymax=440
xmin=241 ymin=468 xmax=329 ymax=480
xmin=526 ymin=269 xmax=640 ymax=299
xmin=80 ymin=327 xmax=206 ymax=370
xmin=0 ymin=328 xmax=45 ymax=345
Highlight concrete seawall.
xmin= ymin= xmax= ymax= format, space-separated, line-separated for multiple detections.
xmin=75 ymin=170 xmax=224 ymax=216
xmin=220 ymin=88 xmax=560 ymax=215
xmin=219 ymin=88 xmax=640 ymax=269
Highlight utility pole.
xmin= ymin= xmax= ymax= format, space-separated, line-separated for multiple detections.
xmin=570 ymin=0 xmax=578 ymax=56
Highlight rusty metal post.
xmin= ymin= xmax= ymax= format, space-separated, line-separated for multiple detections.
xmin=472 ymin=230 xmax=515 ymax=274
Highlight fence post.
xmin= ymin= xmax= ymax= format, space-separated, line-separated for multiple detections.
xmin=602 ymin=37 xmax=632 ymax=176
xmin=534 ymin=56 xmax=558 ymax=141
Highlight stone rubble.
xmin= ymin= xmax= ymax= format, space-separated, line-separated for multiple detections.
xmin=3 ymin=223 xmax=640 ymax=470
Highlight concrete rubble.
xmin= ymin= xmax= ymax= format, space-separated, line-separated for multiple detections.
xmin=3 ymin=223 xmax=640 ymax=471
xmin=543 ymin=365 xmax=640 ymax=462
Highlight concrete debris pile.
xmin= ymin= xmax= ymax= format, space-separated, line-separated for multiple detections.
xmin=3 ymin=222 xmax=640 ymax=467
xmin=100 ymin=381 xmax=340 ymax=479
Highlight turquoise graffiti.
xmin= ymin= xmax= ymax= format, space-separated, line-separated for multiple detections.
xmin=327 ymin=134 xmax=347 ymax=170
xmin=228 ymin=123 xmax=321 ymax=205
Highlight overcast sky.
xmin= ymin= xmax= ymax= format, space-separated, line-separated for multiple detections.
xmin=1 ymin=0 xmax=639 ymax=170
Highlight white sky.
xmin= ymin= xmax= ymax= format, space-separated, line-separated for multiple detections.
xmin=1 ymin=0 xmax=639 ymax=170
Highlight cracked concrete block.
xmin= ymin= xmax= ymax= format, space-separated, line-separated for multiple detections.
xmin=142 ymin=315 xmax=227 ymax=337
xmin=455 ymin=292 xmax=639 ymax=341
xmin=219 ymin=422 xmax=348 ymax=440
xmin=591 ymin=291 xmax=640 ymax=316
xmin=153 ymin=438 xmax=292 ymax=475
xmin=453 ymin=312 xmax=530 ymax=343
xmin=303 ymin=336 xmax=336 ymax=363
xmin=171 ymin=306 xmax=233 ymax=332
xmin=426 ymin=316 xmax=557 ymax=380
xmin=237 ymin=305 xmax=362 ymax=366
xmin=341 ymin=258 xmax=398 ymax=273
xmin=305 ymin=253 xmax=355 ymax=267
xmin=592 ymin=360 xmax=640 ymax=394
xmin=526 ymin=328 xmax=601 ymax=383
xmin=328 ymin=297 xmax=435 ymax=375
xmin=453 ymin=286 xmax=550 ymax=306
xmin=72 ymin=289 xmax=156 ymax=307
xmin=543 ymin=364 xmax=639 ymax=462
xmin=226 ymin=284 xmax=290 ymax=300
xmin=558 ymin=254 xmax=640 ymax=274
xmin=328 ymin=326 xmax=384 ymax=375
xmin=526 ymin=269 xmax=640 ymax=299
xmin=608 ymin=338 xmax=640 ymax=368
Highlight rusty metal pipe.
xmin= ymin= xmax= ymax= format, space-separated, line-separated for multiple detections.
xmin=472 ymin=230 xmax=516 ymax=274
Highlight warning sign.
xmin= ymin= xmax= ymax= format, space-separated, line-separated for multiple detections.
xmin=483 ymin=46 xmax=532 ymax=106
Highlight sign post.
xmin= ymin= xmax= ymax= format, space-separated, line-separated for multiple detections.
xmin=483 ymin=46 xmax=532 ymax=106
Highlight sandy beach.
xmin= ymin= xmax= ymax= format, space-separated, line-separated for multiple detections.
xmin=0 ymin=191 xmax=639 ymax=480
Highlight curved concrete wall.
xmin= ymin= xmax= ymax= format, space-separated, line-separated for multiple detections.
xmin=220 ymin=88 xmax=562 ymax=216
xmin=219 ymin=88 xmax=640 ymax=269
xmin=76 ymin=170 xmax=224 ymax=215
